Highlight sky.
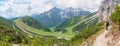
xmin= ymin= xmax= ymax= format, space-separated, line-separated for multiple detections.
xmin=0 ymin=0 xmax=103 ymax=18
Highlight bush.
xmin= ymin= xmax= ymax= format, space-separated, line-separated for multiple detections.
xmin=110 ymin=5 xmax=120 ymax=29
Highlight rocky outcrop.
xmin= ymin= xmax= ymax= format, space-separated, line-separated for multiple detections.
xmin=97 ymin=0 xmax=120 ymax=22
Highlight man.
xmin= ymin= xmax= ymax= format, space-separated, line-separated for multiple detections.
xmin=106 ymin=21 xmax=109 ymax=30
xmin=103 ymin=12 xmax=110 ymax=31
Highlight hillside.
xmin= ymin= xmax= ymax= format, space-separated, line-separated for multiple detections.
xmin=0 ymin=16 xmax=30 ymax=45
xmin=79 ymin=22 xmax=120 ymax=46
xmin=55 ymin=14 xmax=98 ymax=33
xmin=21 ymin=16 xmax=50 ymax=32
xmin=0 ymin=17 xmax=12 ymax=28
xmin=14 ymin=17 xmax=53 ymax=36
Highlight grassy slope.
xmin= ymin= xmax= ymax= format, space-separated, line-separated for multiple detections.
xmin=55 ymin=14 xmax=96 ymax=33
xmin=21 ymin=17 xmax=50 ymax=32
xmin=55 ymin=16 xmax=86 ymax=32
xmin=14 ymin=18 xmax=75 ymax=39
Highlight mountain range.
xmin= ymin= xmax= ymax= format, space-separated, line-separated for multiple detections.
xmin=32 ymin=7 xmax=92 ymax=28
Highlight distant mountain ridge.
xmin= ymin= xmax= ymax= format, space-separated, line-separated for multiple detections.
xmin=32 ymin=7 xmax=92 ymax=28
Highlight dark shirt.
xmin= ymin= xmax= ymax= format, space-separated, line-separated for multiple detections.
xmin=106 ymin=21 xmax=109 ymax=30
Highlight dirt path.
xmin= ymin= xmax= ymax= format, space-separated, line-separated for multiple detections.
xmin=92 ymin=30 xmax=109 ymax=46
xmin=92 ymin=26 xmax=120 ymax=46
xmin=92 ymin=26 xmax=112 ymax=46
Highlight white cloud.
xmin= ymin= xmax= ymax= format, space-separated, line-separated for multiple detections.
xmin=0 ymin=0 xmax=103 ymax=18
xmin=55 ymin=0 xmax=103 ymax=12
xmin=30 ymin=0 xmax=53 ymax=14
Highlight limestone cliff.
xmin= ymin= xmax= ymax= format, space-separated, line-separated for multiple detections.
xmin=97 ymin=0 xmax=120 ymax=22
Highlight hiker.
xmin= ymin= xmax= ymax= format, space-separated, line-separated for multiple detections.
xmin=103 ymin=12 xmax=110 ymax=31
xmin=106 ymin=21 xmax=109 ymax=30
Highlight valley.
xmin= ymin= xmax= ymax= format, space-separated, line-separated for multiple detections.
xmin=13 ymin=13 xmax=98 ymax=40
xmin=14 ymin=18 xmax=75 ymax=39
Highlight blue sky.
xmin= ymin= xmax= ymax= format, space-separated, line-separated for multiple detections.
xmin=0 ymin=0 xmax=103 ymax=18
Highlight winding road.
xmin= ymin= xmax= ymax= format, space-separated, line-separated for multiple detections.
xmin=14 ymin=21 xmax=34 ymax=37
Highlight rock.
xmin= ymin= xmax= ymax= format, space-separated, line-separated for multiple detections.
xmin=97 ymin=0 xmax=120 ymax=22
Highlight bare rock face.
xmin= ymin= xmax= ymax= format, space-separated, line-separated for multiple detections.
xmin=97 ymin=0 xmax=120 ymax=22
